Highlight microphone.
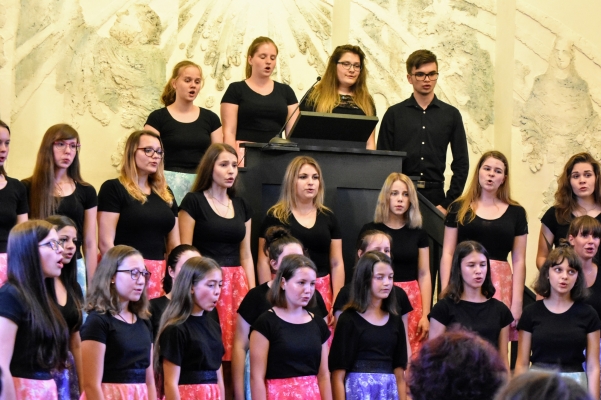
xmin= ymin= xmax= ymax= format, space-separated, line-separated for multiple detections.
xmin=268 ymin=77 xmax=321 ymax=147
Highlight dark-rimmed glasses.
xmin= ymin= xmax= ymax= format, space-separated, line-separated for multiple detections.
xmin=337 ymin=61 xmax=362 ymax=71
xmin=39 ymin=239 xmax=63 ymax=252
xmin=137 ymin=147 xmax=164 ymax=158
xmin=411 ymin=72 xmax=439 ymax=81
xmin=54 ymin=141 xmax=81 ymax=152
xmin=116 ymin=268 xmax=152 ymax=281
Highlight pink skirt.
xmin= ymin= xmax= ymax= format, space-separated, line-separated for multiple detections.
xmin=0 ymin=253 xmax=7 ymax=288
xmin=266 ymin=375 xmax=321 ymax=400
xmin=395 ymin=280 xmax=423 ymax=356
xmin=178 ymin=384 xmax=221 ymax=399
xmin=80 ymin=383 xmax=148 ymax=399
xmin=144 ymin=259 xmax=166 ymax=300
xmin=490 ymin=260 xmax=517 ymax=341
xmin=315 ymin=275 xmax=333 ymax=312
xmin=216 ymin=266 xmax=249 ymax=361
xmin=13 ymin=377 xmax=58 ymax=400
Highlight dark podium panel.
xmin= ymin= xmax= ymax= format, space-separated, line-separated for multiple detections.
xmin=238 ymin=143 xmax=410 ymax=282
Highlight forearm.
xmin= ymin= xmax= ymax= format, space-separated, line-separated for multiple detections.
xmin=250 ymin=375 xmax=266 ymax=399
xmin=417 ymin=270 xmax=432 ymax=315
xmin=231 ymin=340 xmax=247 ymax=399
xmin=1 ymin=369 xmax=16 ymax=400
xmin=82 ymin=384 xmax=105 ymax=400
xmin=164 ymin=381 xmax=180 ymax=400
xmin=241 ymin=257 xmax=255 ymax=289
xmin=511 ymin=261 xmax=526 ymax=313
xmin=587 ymin=365 xmax=600 ymax=399
xmin=439 ymin=254 xmax=452 ymax=292
xmin=330 ymin=263 xmax=344 ymax=301
xmin=84 ymin=241 xmax=98 ymax=283
xmin=331 ymin=370 xmax=346 ymax=400
xmin=257 ymin=251 xmax=271 ymax=284
xmin=395 ymin=368 xmax=407 ymax=400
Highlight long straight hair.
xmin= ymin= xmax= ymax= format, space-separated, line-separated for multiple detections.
xmin=25 ymin=124 xmax=88 ymax=219
xmin=7 ymin=220 xmax=69 ymax=369
xmin=154 ymin=257 xmax=221 ymax=369
xmin=373 ymin=173 xmax=422 ymax=228
xmin=190 ymin=143 xmax=238 ymax=196
xmin=118 ymin=130 xmax=173 ymax=205
xmin=306 ymin=45 xmax=374 ymax=116
xmin=346 ymin=251 xmax=398 ymax=315
xmin=0 ymin=120 xmax=10 ymax=178
xmin=46 ymin=215 xmax=83 ymax=332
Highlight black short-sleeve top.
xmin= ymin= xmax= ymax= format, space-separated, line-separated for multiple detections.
xmin=0 ymin=177 xmax=28 ymax=253
xmin=0 ymin=284 xmax=54 ymax=379
xmin=220 ymin=81 xmax=298 ymax=143
xmin=333 ymin=284 xmax=413 ymax=316
xmin=159 ymin=313 xmax=224 ymax=383
xmin=237 ymin=282 xmax=328 ymax=326
xmin=145 ymin=107 xmax=221 ymax=173
xmin=97 ymin=179 xmax=178 ymax=260
xmin=22 ymin=180 xmax=97 ymax=259
xmin=58 ymin=283 xmax=84 ymax=333
xmin=359 ymin=222 xmax=429 ymax=282
xmin=260 ymin=211 xmax=341 ymax=277
xmin=250 ymin=310 xmax=330 ymax=379
xmin=429 ymin=297 xmax=513 ymax=347
xmin=329 ymin=310 xmax=408 ymax=372
xmin=149 ymin=295 xmax=219 ymax=338
xmin=585 ymin=271 xmax=601 ymax=319
xmin=444 ymin=203 xmax=528 ymax=261
xmin=517 ymin=301 xmax=601 ymax=371
xmin=80 ymin=311 xmax=153 ymax=383
xmin=179 ymin=193 xmax=252 ymax=267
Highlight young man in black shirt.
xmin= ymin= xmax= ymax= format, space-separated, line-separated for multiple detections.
xmin=377 ymin=50 xmax=469 ymax=214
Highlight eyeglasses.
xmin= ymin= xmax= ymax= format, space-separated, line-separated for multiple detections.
xmin=39 ymin=239 xmax=63 ymax=252
xmin=411 ymin=72 xmax=439 ymax=81
xmin=116 ymin=268 xmax=152 ymax=281
xmin=137 ymin=147 xmax=164 ymax=158
xmin=58 ymin=237 xmax=78 ymax=247
xmin=337 ymin=61 xmax=362 ymax=71
xmin=54 ymin=141 xmax=81 ymax=152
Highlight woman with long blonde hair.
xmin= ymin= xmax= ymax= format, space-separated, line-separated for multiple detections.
xmin=300 ymin=44 xmax=377 ymax=149
xmin=359 ymin=173 xmax=430 ymax=355
xmin=145 ymin=60 xmax=222 ymax=204
xmin=440 ymin=150 xmax=527 ymax=342
xmin=537 ymin=152 xmax=601 ymax=269
xmin=258 ymin=156 xmax=344 ymax=313
xmin=98 ymin=130 xmax=180 ymax=299
xmin=22 ymin=123 xmax=96 ymax=297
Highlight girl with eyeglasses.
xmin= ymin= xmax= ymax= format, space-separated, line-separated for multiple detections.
xmin=22 ymin=124 xmax=96 ymax=299
xmin=0 ymin=120 xmax=28 ymax=287
xmin=46 ymin=215 xmax=85 ymax=400
xmin=80 ymin=245 xmax=156 ymax=399
xmin=300 ymin=44 xmax=377 ymax=149
xmin=0 ymin=220 xmax=69 ymax=399
xmin=155 ymin=257 xmax=225 ymax=399
xmin=98 ymin=130 xmax=180 ymax=299
xmin=145 ymin=61 xmax=223 ymax=205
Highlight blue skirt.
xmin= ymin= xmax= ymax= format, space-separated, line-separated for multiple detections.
xmin=345 ymin=372 xmax=398 ymax=400
xmin=52 ymin=351 xmax=79 ymax=400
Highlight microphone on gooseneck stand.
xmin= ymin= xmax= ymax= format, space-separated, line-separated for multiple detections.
xmin=268 ymin=77 xmax=321 ymax=147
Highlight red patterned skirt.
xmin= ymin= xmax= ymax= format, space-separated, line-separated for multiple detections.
xmin=315 ymin=274 xmax=333 ymax=312
xmin=266 ymin=375 xmax=321 ymax=400
xmin=395 ymin=280 xmax=423 ymax=356
xmin=0 ymin=253 xmax=7 ymax=288
xmin=216 ymin=266 xmax=249 ymax=361
xmin=13 ymin=377 xmax=57 ymax=400
xmin=178 ymin=384 xmax=221 ymax=399
xmin=144 ymin=259 xmax=166 ymax=300
xmin=490 ymin=260 xmax=517 ymax=341
xmin=80 ymin=383 xmax=148 ymax=399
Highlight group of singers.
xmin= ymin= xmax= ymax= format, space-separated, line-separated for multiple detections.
xmin=0 ymin=35 xmax=599 ymax=400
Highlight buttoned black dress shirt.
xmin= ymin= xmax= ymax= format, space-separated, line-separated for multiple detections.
xmin=377 ymin=94 xmax=469 ymax=208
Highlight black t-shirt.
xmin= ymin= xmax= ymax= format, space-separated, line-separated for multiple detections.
xmin=517 ymin=301 xmax=601 ymax=371
xmin=220 ymin=81 xmax=297 ymax=143
xmin=585 ymin=270 xmax=601 ymax=319
xmin=0 ymin=284 xmax=55 ymax=379
xmin=179 ymin=193 xmax=251 ymax=266
xmin=22 ymin=180 xmax=97 ymax=259
xmin=250 ymin=310 xmax=330 ymax=379
xmin=58 ymin=282 xmax=84 ymax=333
xmin=444 ymin=203 xmax=528 ymax=261
xmin=97 ymin=179 xmax=178 ymax=260
xmin=0 ymin=177 xmax=28 ymax=253
xmin=237 ymin=282 xmax=327 ymax=325
xmin=333 ymin=284 xmax=413 ymax=316
xmin=299 ymin=89 xmax=376 ymax=116
xmin=159 ymin=313 xmax=224 ymax=383
xmin=149 ymin=295 xmax=219 ymax=338
xmin=541 ymin=207 xmax=601 ymax=263
xmin=429 ymin=297 xmax=513 ymax=347
xmin=329 ymin=310 xmax=408 ymax=372
xmin=145 ymin=107 xmax=221 ymax=173
xmin=260 ymin=211 xmax=341 ymax=277
xmin=80 ymin=311 xmax=153 ymax=383
xmin=359 ymin=222 xmax=429 ymax=282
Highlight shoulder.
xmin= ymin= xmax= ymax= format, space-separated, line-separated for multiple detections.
xmin=222 ymin=81 xmax=245 ymax=96
xmin=433 ymin=97 xmax=460 ymax=113
xmin=338 ymin=309 xmax=358 ymax=325
xmin=0 ymin=283 xmax=24 ymax=309
xmin=147 ymin=107 xmax=168 ymax=121
xmin=99 ymin=178 xmax=123 ymax=192
xmin=199 ymin=107 xmax=220 ymax=121
xmin=77 ymin=182 xmax=98 ymax=197
xmin=540 ymin=206 xmax=558 ymax=223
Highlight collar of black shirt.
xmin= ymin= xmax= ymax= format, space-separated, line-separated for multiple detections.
xmin=405 ymin=94 xmax=442 ymax=110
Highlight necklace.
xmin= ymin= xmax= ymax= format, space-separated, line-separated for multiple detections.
xmin=208 ymin=190 xmax=231 ymax=217
xmin=581 ymin=203 xmax=599 ymax=214
xmin=54 ymin=179 xmax=73 ymax=197
xmin=115 ymin=311 xmax=133 ymax=324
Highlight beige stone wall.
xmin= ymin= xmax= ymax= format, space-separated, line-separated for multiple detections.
xmin=0 ymin=0 xmax=600 ymax=285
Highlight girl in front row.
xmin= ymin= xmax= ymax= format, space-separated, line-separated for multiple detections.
xmin=80 ymin=245 xmax=156 ymax=400
xmin=429 ymin=241 xmax=513 ymax=369
xmin=250 ymin=255 xmax=332 ymax=400
xmin=329 ymin=251 xmax=408 ymax=400
xmin=155 ymin=257 xmax=225 ymax=399
xmin=515 ymin=246 xmax=600 ymax=399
